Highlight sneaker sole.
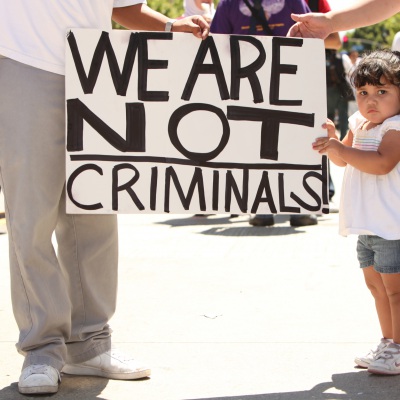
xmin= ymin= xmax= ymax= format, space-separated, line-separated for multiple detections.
xmin=18 ymin=384 xmax=58 ymax=394
xmin=354 ymin=359 xmax=369 ymax=369
xmin=290 ymin=220 xmax=318 ymax=227
xmin=368 ymin=367 xmax=400 ymax=375
xmin=249 ymin=220 xmax=274 ymax=227
xmin=62 ymin=364 xmax=151 ymax=380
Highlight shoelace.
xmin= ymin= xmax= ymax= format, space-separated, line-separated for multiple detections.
xmin=29 ymin=365 xmax=50 ymax=375
xmin=366 ymin=345 xmax=384 ymax=358
xmin=374 ymin=344 xmax=388 ymax=354
xmin=375 ymin=346 xmax=400 ymax=360
xmin=366 ymin=340 xmax=390 ymax=356
xmin=110 ymin=350 xmax=135 ymax=362
xmin=26 ymin=365 xmax=61 ymax=381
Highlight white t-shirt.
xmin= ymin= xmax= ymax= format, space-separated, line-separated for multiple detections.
xmin=339 ymin=112 xmax=400 ymax=240
xmin=0 ymin=0 xmax=144 ymax=75
xmin=183 ymin=0 xmax=215 ymax=18
xmin=392 ymin=31 xmax=400 ymax=52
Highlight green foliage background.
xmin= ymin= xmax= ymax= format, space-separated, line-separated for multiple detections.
xmin=112 ymin=0 xmax=184 ymax=29
xmin=344 ymin=14 xmax=400 ymax=51
xmin=146 ymin=0 xmax=184 ymax=18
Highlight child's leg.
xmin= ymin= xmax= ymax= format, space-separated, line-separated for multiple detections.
xmin=368 ymin=274 xmax=400 ymax=374
xmin=380 ymin=273 xmax=400 ymax=343
xmin=357 ymin=236 xmax=400 ymax=374
xmin=363 ymin=266 xmax=392 ymax=339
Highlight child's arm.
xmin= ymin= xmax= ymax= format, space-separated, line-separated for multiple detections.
xmin=314 ymin=129 xmax=400 ymax=175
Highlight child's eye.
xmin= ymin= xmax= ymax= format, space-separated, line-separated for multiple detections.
xmin=359 ymin=91 xmax=367 ymax=96
xmin=378 ymin=89 xmax=387 ymax=95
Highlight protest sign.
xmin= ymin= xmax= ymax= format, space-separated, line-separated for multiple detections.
xmin=65 ymin=29 xmax=328 ymax=214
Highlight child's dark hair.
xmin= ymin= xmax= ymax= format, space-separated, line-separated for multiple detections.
xmin=350 ymin=49 xmax=400 ymax=89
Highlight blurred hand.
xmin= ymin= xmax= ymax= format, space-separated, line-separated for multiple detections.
xmin=322 ymin=119 xmax=339 ymax=139
xmin=312 ymin=137 xmax=343 ymax=157
xmin=173 ymin=15 xmax=210 ymax=39
xmin=287 ymin=12 xmax=333 ymax=40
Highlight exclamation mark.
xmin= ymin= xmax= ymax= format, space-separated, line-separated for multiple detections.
xmin=321 ymin=156 xmax=329 ymax=214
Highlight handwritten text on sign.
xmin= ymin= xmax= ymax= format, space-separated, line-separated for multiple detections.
xmin=65 ymin=29 xmax=328 ymax=214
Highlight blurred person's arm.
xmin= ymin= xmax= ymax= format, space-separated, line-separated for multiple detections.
xmin=324 ymin=32 xmax=341 ymax=50
xmin=288 ymin=0 xmax=400 ymax=39
xmin=112 ymin=4 xmax=209 ymax=39
xmin=392 ymin=32 xmax=400 ymax=52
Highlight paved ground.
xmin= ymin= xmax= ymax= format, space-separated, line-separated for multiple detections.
xmin=1 ymin=165 xmax=400 ymax=399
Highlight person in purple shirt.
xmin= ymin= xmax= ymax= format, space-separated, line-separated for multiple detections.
xmin=211 ymin=0 xmax=310 ymax=36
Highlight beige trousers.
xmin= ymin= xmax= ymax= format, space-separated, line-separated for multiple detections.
xmin=0 ymin=56 xmax=118 ymax=371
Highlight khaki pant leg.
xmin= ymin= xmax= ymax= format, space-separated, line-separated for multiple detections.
xmin=0 ymin=57 xmax=118 ymax=369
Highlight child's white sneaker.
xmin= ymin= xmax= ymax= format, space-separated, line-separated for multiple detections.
xmin=354 ymin=338 xmax=391 ymax=368
xmin=368 ymin=343 xmax=400 ymax=375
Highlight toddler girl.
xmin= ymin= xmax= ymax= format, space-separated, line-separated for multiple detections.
xmin=313 ymin=49 xmax=400 ymax=375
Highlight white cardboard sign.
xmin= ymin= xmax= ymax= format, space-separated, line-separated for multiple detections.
xmin=65 ymin=29 xmax=328 ymax=214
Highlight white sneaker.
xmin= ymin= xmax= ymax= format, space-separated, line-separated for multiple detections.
xmin=18 ymin=364 xmax=60 ymax=394
xmin=354 ymin=338 xmax=391 ymax=368
xmin=62 ymin=349 xmax=151 ymax=380
xmin=368 ymin=343 xmax=400 ymax=375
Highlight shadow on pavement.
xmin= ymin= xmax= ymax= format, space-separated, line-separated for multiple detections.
xmin=156 ymin=215 xmax=309 ymax=237
xmin=188 ymin=371 xmax=400 ymax=400
xmin=155 ymin=215 xmax=246 ymax=228
xmin=200 ymin=226 xmax=304 ymax=237
xmin=2 ymin=371 xmax=398 ymax=400
xmin=0 ymin=376 xmax=109 ymax=400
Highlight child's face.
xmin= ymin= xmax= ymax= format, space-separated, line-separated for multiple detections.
xmin=356 ymin=77 xmax=400 ymax=126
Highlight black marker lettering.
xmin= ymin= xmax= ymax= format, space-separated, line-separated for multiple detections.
xmin=164 ymin=166 xmax=206 ymax=212
xmin=227 ymin=106 xmax=314 ymax=161
xmin=112 ymin=163 xmax=144 ymax=211
xmin=278 ymin=172 xmax=300 ymax=213
xmin=321 ymin=156 xmax=329 ymax=213
xmin=182 ymin=36 xmax=229 ymax=101
xmin=270 ymin=37 xmax=303 ymax=106
xmin=251 ymin=171 xmax=277 ymax=213
xmin=138 ymin=32 xmax=172 ymax=102
xmin=150 ymin=166 xmax=158 ymax=211
xmin=67 ymin=164 xmax=103 ymax=210
xmin=212 ymin=170 xmax=219 ymax=211
xmin=290 ymin=171 xmax=322 ymax=212
xmin=67 ymin=99 xmax=146 ymax=152
xmin=230 ymin=35 xmax=266 ymax=103
xmin=225 ymin=169 xmax=249 ymax=213
xmin=169 ymin=103 xmax=230 ymax=162
xmin=67 ymin=31 xmax=139 ymax=96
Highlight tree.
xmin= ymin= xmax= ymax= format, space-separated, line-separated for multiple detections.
xmin=147 ymin=0 xmax=184 ymax=18
xmin=344 ymin=14 xmax=400 ymax=51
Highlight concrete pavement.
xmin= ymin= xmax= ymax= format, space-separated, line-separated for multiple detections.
xmin=1 ymin=164 xmax=400 ymax=399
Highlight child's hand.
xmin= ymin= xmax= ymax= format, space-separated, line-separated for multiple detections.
xmin=312 ymin=136 xmax=342 ymax=156
xmin=322 ymin=119 xmax=338 ymax=140
xmin=313 ymin=119 xmax=342 ymax=155
xmin=313 ymin=119 xmax=348 ymax=167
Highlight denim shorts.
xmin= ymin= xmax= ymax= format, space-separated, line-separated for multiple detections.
xmin=357 ymin=235 xmax=400 ymax=274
